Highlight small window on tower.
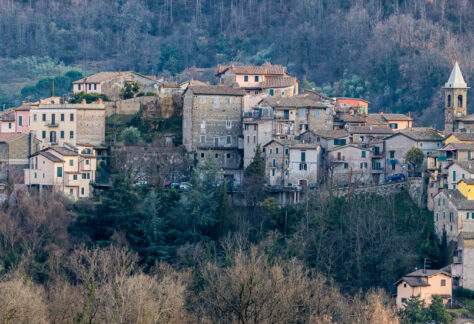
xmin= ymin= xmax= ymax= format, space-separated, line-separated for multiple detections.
xmin=447 ymin=94 xmax=451 ymax=107
xmin=458 ymin=95 xmax=463 ymax=108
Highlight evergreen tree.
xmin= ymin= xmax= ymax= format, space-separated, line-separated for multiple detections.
xmin=428 ymin=295 xmax=453 ymax=324
xmin=243 ymin=145 xmax=265 ymax=207
xmin=398 ymin=295 xmax=430 ymax=324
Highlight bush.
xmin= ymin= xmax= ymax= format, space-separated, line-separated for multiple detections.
xmin=69 ymin=92 xmax=109 ymax=103
xmin=145 ymin=92 xmax=156 ymax=96
xmin=121 ymin=126 xmax=140 ymax=146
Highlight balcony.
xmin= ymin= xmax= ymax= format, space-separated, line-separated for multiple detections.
xmin=46 ymin=123 xmax=59 ymax=127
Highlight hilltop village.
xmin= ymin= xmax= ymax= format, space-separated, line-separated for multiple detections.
xmin=0 ymin=62 xmax=472 ymax=312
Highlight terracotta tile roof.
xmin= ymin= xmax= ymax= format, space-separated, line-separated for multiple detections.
xmin=35 ymin=151 xmax=64 ymax=163
xmin=450 ymin=132 xmax=474 ymax=141
xmin=261 ymin=76 xmax=297 ymax=89
xmin=303 ymin=129 xmax=349 ymax=139
xmin=216 ymin=62 xmax=288 ymax=76
xmin=440 ymin=189 xmax=474 ymax=210
xmin=451 ymin=161 xmax=474 ymax=173
xmin=73 ymin=71 xmax=156 ymax=84
xmin=397 ymin=128 xmax=443 ymax=141
xmin=340 ymin=114 xmax=366 ymax=123
xmin=162 ymin=81 xmax=179 ymax=88
xmin=395 ymin=268 xmax=451 ymax=286
xmin=262 ymin=94 xmax=332 ymax=109
xmin=381 ymin=113 xmax=413 ymax=121
xmin=0 ymin=112 xmax=15 ymax=122
xmin=187 ymin=85 xmax=246 ymax=96
xmin=49 ymin=147 xmax=78 ymax=156
xmin=348 ymin=126 xmax=394 ymax=135
xmin=289 ymin=143 xmax=319 ymax=149
xmin=440 ymin=142 xmax=474 ymax=151
xmin=458 ymin=178 xmax=474 ymax=185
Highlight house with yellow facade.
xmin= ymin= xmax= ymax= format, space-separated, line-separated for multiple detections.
xmin=395 ymin=269 xmax=452 ymax=309
xmin=29 ymin=99 xmax=105 ymax=148
xmin=24 ymin=144 xmax=97 ymax=200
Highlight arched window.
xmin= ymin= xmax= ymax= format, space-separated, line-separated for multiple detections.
xmin=447 ymin=94 xmax=451 ymax=107
xmin=458 ymin=95 xmax=463 ymax=108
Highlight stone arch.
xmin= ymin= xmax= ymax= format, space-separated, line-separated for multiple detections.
xmin=458 ymin=95 xmax=463 ymax=108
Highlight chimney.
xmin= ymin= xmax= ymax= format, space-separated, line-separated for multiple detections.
xmin=380 ymin=111 xmax=383 ymax=115
xmin=98 ymin=98 xmax=103 ymax=104
xmin=81 ymin=99 xmax=86 ymax=104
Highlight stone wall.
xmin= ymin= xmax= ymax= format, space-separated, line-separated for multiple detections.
xmin=104 ymin=95 xmax=182 ymax=118
xmin=110 ymin=145 xmax=193 ymax=183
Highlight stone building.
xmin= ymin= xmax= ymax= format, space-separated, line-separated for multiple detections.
xmin=432 ymin=188 xmax=474 ymax=242
xmin=327 ymin=145 xmax=372 ymax=185
xmin=216 ymin=62 xmax=298 ymax=97
xmin=243 ymin=107 xmax=273 ymax=168
xmin=446 ymin=161 xmax=474 ymax=190
xmin=456 ymin=232 xmax=474 ymax=290
xmin=73 ymin=71 xmax=159 ymax=100
xmin=0 ymin=133 xmax=39 ymax=183
xmin=183 ymin=85 xmax=246 ymax=184
xmin=29 ymin=100 xmax=106 ymax=148
xmin=444 ymin=62 xmax=469 ymax=134
xmin=384 ymin=128 xmax=443 ymax=178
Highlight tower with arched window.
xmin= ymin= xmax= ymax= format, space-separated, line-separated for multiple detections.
xmin=444 ymin=62 xmax=469 ymax=133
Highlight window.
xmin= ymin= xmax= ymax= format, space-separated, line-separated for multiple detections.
xmin=269 ymin=89 xmax=274 ymax=96
xmin=325 ymin=108 xmax=331 ymax=115
xmin=201 ymin=153 xmax=205 ymax=158
xmin=298 ymin=109 xmax=305 ymax=117
xmin=201 ymin=121 xmax=206 ymax=129
xmin=57 ymin=167 xmax=63 ymax=177
xmin=301 ymin=152 xmax=306 ymax=162
xmin=441 ymin=279 xmax=446 ymax=287
xmin=253 ymin=136 xmax=256 ymax=144
xmin=70 ymin=131 xmax=74 ymax=139
xmin=360 ymin=163 xmax=363 ymax=169
xmin=450 ymin=212 xmax=453 ymax=223
xmin=81 ymin=187 xmax=85 ymax=195
xmin=226 ymin=136 xmax=231 ymax=144
xmin=70 ymin=189 xmax=73 ymax=195
xmin=94 ymin=84 xmax=97 ymax=90
xmin=453 ymin=171 xmax=456 ymax=182
xmin=276 ymin=147 xmax=279 ymax=154
xmin=270 ymin=148 xmax=273 ymax=154
xmin=285 ymin=159 xmax=288 ymax=165
xmin=60 ymin=131 xmax=64 ymax=139
xmin=213 ymin=97 xmax=220 ymax=109
xmin=401 ymin=298 xmax=407 ymax=304
xmin=299 ymin=163 xmax=307 ymax=170
xmin=78 ymin=84 xmax=81 ymax=91
xmin=42 ymin=114 xmax=46 ymax=121
xmin=73 ymin=174 xmax=78 ymax=180
xmin=8 ymin=123 xmax=11 ymax=129
xmin=227 ymin=153 xmax=231 ymax=159
xmin=61 ymin=114 xmax=64 ymax=121
xmin=226 ymin=120 xmax=232 ymax=129
xmin=200 ymin=135 xmax=206 ymax=143
xmin=458 ymin=95 xmax=463 ymax=108
xmin=389 ymin=123 xmax=398 ymax=129
xmin=70 ymin=114 xmax=74 ymax=121
xmin=244 ymin=75 xmax=249 ymax=82
xmin=247 ymin=136 xmax=250 ymax=144
xmin=215 ymin=153 xmax=219 ymax=158
xmin=18 ymin=116 xmax=22 ymax=126
xmin=285 ymin=149 xmax=289 ymax=155
xmin=447 ymin=94 xmax=451 ymax=107
xmin=315 ymin=110 xmax=320 ymax=117
xmin=364 ymin=162 xmax=368 ymax=168
xmin=255 ymin=76 xmax=259 ymax=82
xmin=88 ymin=84 xmax=91 ymax=90
xmin=467 ymin=213 xmax=470 ymax=220
xmin=34 ymin=172 xmax=37 ymax=179
xmin=84 ymin=159 xmax=89 ymax=165
xmin=227 ymin=97 xmax=231 ymax=104
xmin=272 ymin=159 xmax=276 ymax=167
xmin=33 ymin=114 xmax=37 ymax=121
xmin=42 ymin=131 xmax=46 ymax=139
xmin=443 ymin=212 xmax=446 ymax=220
xmin=436 ymin=213 xmax=439 ymax=221
xmin=82 ymin=173 xmax=86 ymax=179
xmin=361 ymin=151 xmax=366 ymax=158
xmin=69 ymin=160 xmax=73 ymax=166
xmin=200 ymin=96 xmax=206 ymax=104
xmin=344 ymin=163 xmax=349 ymax=169
xmin=390 ymin=151 xmax=395 ymax=159
xmin=272 ymin=169 xmax=275 ymax=176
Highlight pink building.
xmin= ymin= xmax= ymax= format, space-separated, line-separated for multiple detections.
xmin=15 ymin=106 xmax=30 ymax=134
xmin=0 ymin=111 xmax=16 ymax=133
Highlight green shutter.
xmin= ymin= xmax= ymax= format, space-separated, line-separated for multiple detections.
xmin=57 ymin=167 xmax=62 ymax=177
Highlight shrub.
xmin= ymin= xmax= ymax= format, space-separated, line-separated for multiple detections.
xmin=120 ymin=126 xmax=140 ymax=146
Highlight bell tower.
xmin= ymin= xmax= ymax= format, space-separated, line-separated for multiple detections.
xmin=444 ymin=61 xmax=469 ymax=134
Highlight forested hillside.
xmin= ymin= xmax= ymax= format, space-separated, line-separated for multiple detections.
xmin=0 ymin=0 xmax=472 ymax=127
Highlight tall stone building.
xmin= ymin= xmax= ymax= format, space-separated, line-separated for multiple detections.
xmin=183 ymin=85 xmax=246 ymax=184
xmin=444 ymin=62 xmax=469 ymax=134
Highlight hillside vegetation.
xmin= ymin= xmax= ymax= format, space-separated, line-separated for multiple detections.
xmin=0 ymin=0 xmax=472 ymax=127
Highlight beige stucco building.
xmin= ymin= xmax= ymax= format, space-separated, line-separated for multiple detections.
xmin=73 ymin=71 xmax=159 ymax=100
xmin=24 ymin=144 xmax=97 ymax=200
xmin=395 ymin=269 xmax=452 ymax=309
xmin=29 ymin=100 xmax=105 ymax=148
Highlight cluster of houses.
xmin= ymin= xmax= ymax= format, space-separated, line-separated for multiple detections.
xmin=0 ymin=61 xmax=472 ymax=309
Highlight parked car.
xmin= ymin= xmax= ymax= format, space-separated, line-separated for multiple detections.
xmin=385 ymin=173 xmax=406 ymax=183
xmin=179 ymin=182 xmax=192 ymax=191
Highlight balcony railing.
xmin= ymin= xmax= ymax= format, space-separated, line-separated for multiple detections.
xmin=46 ymin=123 xmax=59 ymax=127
